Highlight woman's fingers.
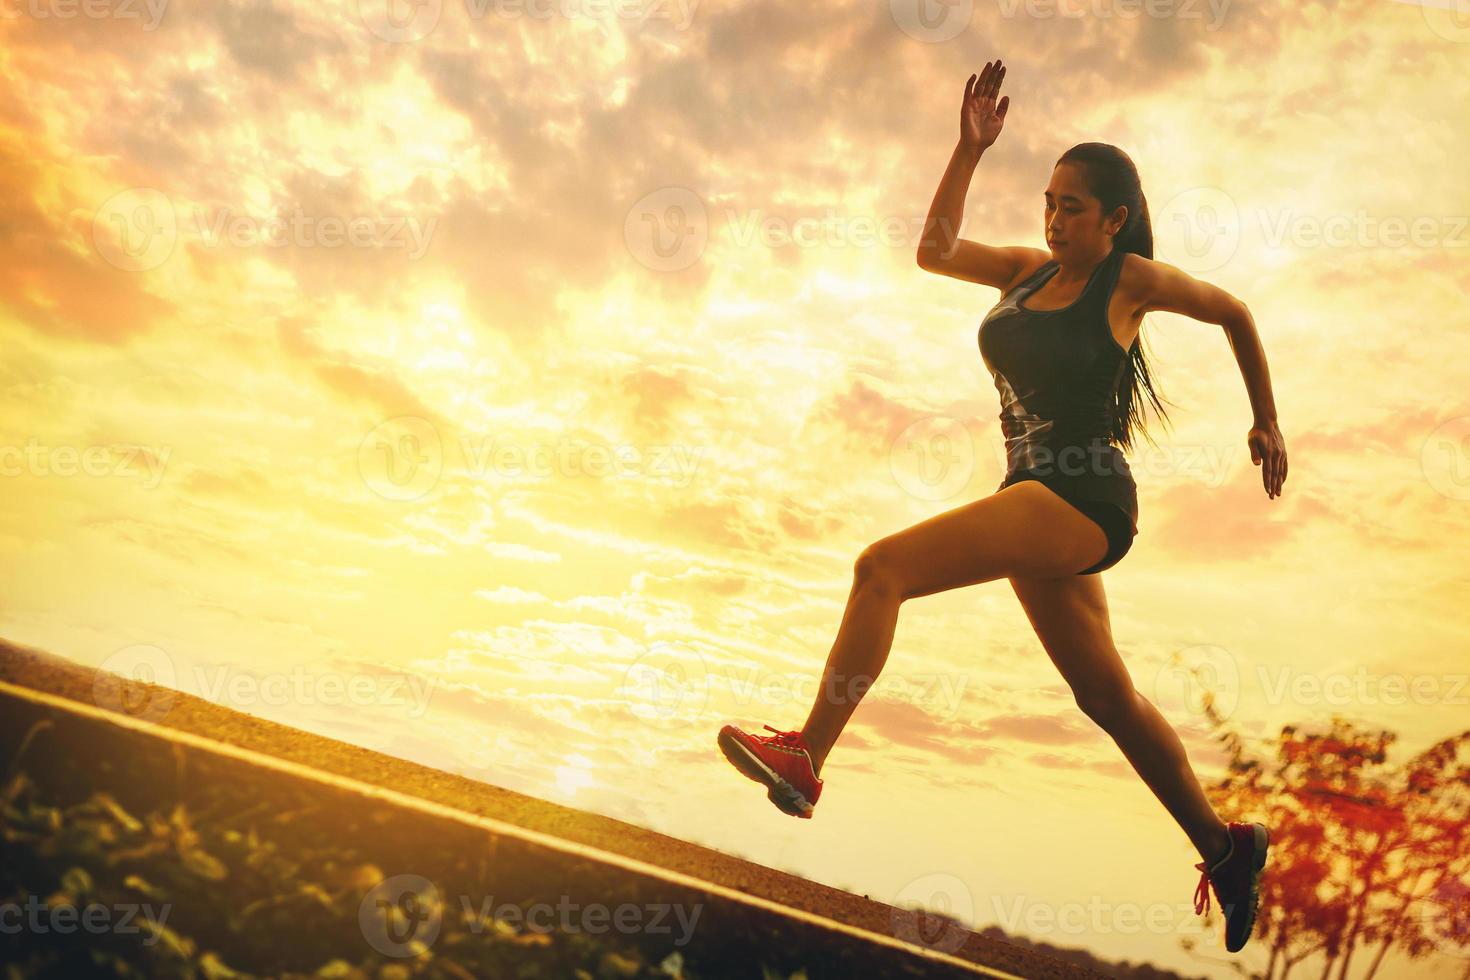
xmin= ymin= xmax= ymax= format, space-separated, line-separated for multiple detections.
xmin=1250 ymin=430 xmax=1286 ymax=497
xmin=976 ymin=60 xmax=1001 ymax=102
xmin=966 ymin=61 xmax=1006 ymax=143
xmin=1268 ymin=449 xmax=1285 ymax=496
xmin=981 ymin=61 xmax=1004 ymax=100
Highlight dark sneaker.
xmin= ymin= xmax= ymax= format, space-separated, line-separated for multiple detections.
xmin=1194 ymin=820 xmax=1271 ymax=952
xmin=717 ymin=723 xmax=823 ymax=819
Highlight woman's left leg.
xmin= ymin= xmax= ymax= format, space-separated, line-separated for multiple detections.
xmin=1009 ymin=572 xmax=1232 ymax=865
xmin=797 ymin=480 xmax=1112 ymax=775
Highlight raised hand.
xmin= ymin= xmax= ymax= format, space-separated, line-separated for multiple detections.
xmin=962 ymin=60 xmax=1010 ymax=151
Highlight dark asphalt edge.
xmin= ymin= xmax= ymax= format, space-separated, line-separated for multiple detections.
xmin=0 ymin=678 xmax=1027 ymax=980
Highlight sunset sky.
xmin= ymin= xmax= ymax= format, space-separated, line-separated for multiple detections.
xmin=3 ymin=0 xmax=1468 ymax=975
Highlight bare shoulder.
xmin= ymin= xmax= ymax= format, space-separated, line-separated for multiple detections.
xmin=1116 ymin=252 xmax=1155 ymax=307
xmin=1117 ymin=252 xmax=1246 ymax=325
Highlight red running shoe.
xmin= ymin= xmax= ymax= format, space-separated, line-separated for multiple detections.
xmin=1194 ymin=821 xmax=1271 ymax=952
xmin=717 ymin=724 xmax=823 ymax=819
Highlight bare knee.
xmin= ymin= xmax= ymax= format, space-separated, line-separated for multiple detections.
xmin=1076 ymin=685 xmax=1140 ymax=732
xmin=854 ymin=542 xmax=907 ymax=599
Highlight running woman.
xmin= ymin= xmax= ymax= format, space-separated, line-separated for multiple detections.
xmin=716 ymin=60 xmax=1287 ymax=954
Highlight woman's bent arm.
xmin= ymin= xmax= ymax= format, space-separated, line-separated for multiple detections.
xmin=1132 ymin=257 xmax=1287 ymax=496
xmin=1222 ymin=306 xmax=1288 ymax=497
xmin=1221 ymin=307 xmax=1279 ymax=428
xmin=917 ymin=140 xmax=983 ymax=267
xmin=916 ymin=141 xmax=1041 ymax=290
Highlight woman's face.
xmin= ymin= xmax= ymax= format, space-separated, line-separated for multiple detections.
xmin=1044 ymin=162 xmax=1126 ymax=258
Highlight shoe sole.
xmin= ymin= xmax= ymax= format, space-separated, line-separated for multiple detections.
xmin=717 ymin=729 xmax=814 ymax=818
xmin=1226 ymin=822 xmax=1270 ymax=953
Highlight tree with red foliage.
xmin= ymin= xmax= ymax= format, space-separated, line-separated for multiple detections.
xmin=1178 ymin=669 xmax=1469 ymax=980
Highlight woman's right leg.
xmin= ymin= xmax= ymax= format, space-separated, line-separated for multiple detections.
xmin=797 ymin=480 xmax=1112 ymax=776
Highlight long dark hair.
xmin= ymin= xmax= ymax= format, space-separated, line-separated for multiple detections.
xmin=1056 ymin=142 xmax=1175 ymax=453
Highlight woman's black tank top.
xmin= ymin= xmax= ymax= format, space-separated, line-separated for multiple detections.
xmin=977 ymin=246 xmax=1138 ymax=536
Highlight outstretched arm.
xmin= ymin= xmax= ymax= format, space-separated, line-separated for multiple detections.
xmin=917 ymin=60 xmax=1050 ymax=291
xmin=1136 ymin=259 xmax=1288 ymax=499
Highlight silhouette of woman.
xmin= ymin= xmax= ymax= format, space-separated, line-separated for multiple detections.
xmin=718 ymin=59 xmax=1287 ymax=954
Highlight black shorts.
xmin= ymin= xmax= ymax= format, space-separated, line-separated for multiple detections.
xmin=1000 ymin=472 xmax=1137 ymax=574
xmin=1064 ymin=496 xmax=1136 ymax=575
